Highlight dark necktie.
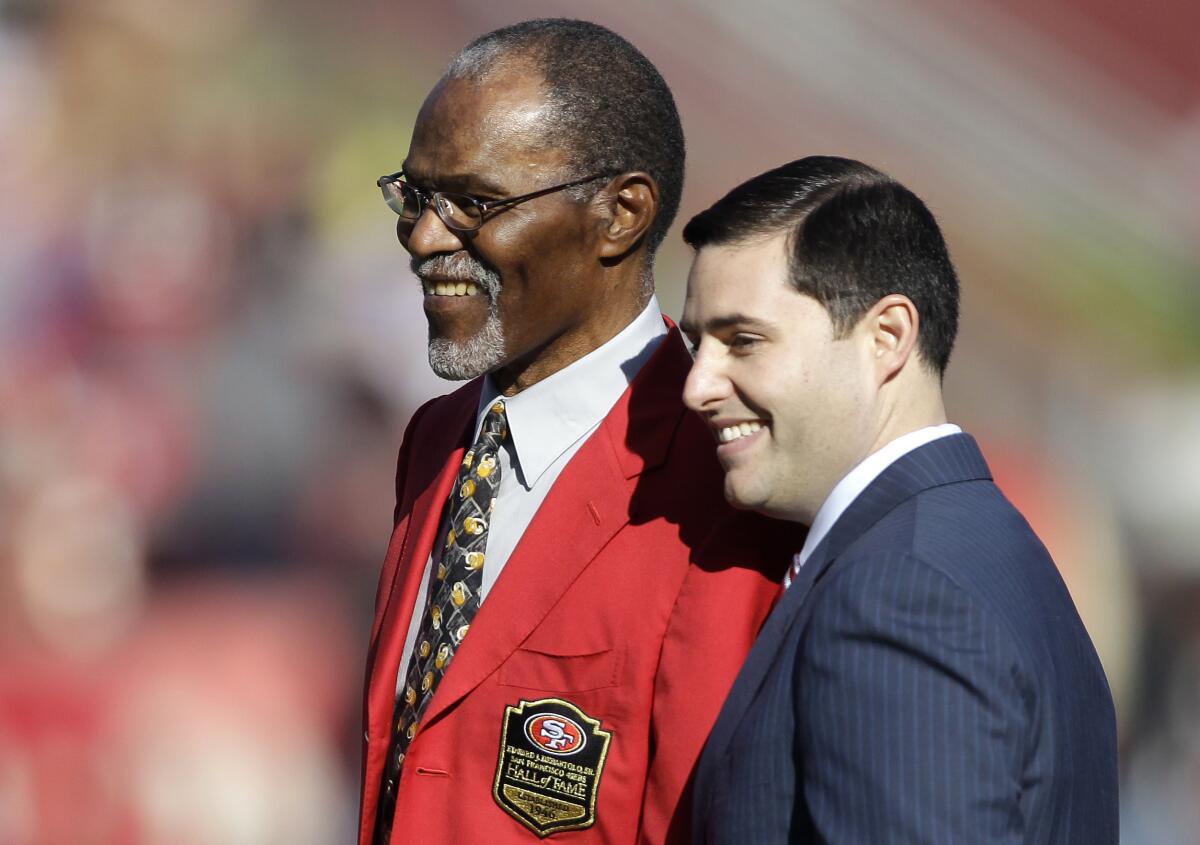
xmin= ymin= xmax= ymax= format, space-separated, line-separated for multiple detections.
xmin=373 ymin=400 xmax=508 ymax=844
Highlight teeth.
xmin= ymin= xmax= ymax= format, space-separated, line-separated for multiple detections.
xmin=423 ymin=281 xmax=482 ymax=297
xmin=718 ymin=421 xmax=763 ymax=443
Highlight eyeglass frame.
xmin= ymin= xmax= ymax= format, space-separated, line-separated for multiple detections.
xmin=376 ymin=171 xmax=612 ymax=232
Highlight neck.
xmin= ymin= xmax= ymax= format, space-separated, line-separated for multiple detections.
xmin=863 ymin=374 xmax=947 ymax=460
xmin=493 ymin=276 xmax=651 ymax=397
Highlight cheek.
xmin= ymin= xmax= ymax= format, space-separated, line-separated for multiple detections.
xmin=806 ymin=362 xmax=874 ymax=457
xmin=766 ymin=365 xmax=850 ymax=445
xmin=479 ymin=220 xmax=526 ymax=256
xmin=486 ymin=206 xmax=590 ymax=263
xmin=483 ymin=221 xmax=580 ymax=295
xmin=760 ymin=361 xmax=819 ymax=429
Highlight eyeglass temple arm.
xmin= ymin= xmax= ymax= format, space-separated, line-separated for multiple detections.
xmin=477 ymin=173 xmax=610 ymax=212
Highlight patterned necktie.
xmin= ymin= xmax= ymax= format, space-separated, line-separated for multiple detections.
xmin=373 ymin=399 xmax=508 ymax=843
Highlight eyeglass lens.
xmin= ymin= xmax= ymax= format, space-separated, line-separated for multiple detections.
xmin=381 ymin=181 xmax=421 ymax=217
xmin=381 ymin=181 xmax=484 ymax=230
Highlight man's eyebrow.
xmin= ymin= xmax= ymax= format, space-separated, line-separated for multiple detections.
xmin=685 ymin=313 xmax=774 ymax=334
xmin=399 ymin=165 xmax=508 ymax=196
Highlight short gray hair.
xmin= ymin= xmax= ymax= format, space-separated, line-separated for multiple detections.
xmin=445 ymin=18 xmax=685 ymax=262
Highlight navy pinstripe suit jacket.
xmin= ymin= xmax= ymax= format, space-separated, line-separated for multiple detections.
xmin=692 ymin=434 xmax=1118 ymax=844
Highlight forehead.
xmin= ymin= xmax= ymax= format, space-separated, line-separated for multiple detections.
xmin=405 ymin=65 xmax=568 ymax=187
xmin=683 ymin=234 xmax=794 ymax=323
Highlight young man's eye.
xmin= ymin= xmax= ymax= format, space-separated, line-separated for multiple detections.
xmin=729 ymin=334 xmax=761 ymax=351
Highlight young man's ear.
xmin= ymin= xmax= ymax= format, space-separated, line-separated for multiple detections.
xmin=867 ymin=294 xmax=920 ymax=384
xmin=596 ymin=172 xmax=659 ymax=259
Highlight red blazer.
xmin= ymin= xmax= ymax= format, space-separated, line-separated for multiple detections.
xmin=359 ymin=327 xmax=791 ymax=844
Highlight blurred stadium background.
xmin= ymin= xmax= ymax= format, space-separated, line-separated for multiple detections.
xmin=0 ymin=0 xmax=1196 ymax=841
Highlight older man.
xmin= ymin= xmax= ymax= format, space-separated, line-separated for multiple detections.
xmin=360 ymin=20 xmax=789 ymax=845
xmin=681 ymin=157 xmax=1118 ymax=843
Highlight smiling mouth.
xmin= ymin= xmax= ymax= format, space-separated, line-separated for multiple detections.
xmin=422 ymin=281 xmax=482 ymax=297
xmin=716 ymin=421 xmax=764 ymax=443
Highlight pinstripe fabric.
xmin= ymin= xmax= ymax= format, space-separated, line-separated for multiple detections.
xmin=693 ymin=434 xmax=1118 ymax=844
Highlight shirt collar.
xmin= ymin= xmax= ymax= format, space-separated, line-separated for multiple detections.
xmin=476 ymin=297 xmax=667 ymax=489
xmin=793 ymin=423 xmax=963 ymax=572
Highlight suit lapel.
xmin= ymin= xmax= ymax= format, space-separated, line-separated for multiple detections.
xmin=803 ymin=433 xmax=992 ymax=585
xmin=417 ymin=329 xmax=691 ymax=729
xmin=696 ymin=536 xmax=824 ymax=792
xmin=699 ymin=434 xmax=993 ymax=790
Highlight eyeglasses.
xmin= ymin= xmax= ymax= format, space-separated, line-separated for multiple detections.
xmin=376 ymin=171 xmax=610 ymax=232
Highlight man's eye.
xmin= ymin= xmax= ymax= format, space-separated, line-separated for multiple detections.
xmin=729 ymin=334 xmax=761 ymax=351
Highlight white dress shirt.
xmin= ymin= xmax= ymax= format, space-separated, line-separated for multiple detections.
xmin=397 ymin=298 xmax=668 ymax=692
xmin=784 ymin=423 xmax=962 ymax=587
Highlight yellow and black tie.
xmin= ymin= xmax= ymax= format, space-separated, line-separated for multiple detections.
xmin=373 ymin=400 xmax=507 ymax=843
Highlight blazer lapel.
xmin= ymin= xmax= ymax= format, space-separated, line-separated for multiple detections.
xmin=365 ymin=387 xmax=478 ymax=746
xmin=417 ymin=329 xmax=691 ymax=729
xmin=699 ymin=433 xmax=993 ymax=786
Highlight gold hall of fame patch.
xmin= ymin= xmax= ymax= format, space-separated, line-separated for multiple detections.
xmin=492 ymin=698 xmax=612 ymax=838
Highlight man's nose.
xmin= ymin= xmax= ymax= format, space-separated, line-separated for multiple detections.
xmin=399 ymin=206 xmax=467 ymax=257
xmin=682 ymin=345 xmax=726 ymax=415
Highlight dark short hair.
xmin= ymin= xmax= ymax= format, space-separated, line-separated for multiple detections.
xmin=445 ymin=19 xmax=685 ymax=259
xmin=683 ymin=156 xmax=959 ymax=374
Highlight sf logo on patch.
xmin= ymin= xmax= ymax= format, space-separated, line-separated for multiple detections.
xmin=493 ymin=698 xmax=611 ymax=837
xmin=526 ymin=714 xmax=584 ymax=754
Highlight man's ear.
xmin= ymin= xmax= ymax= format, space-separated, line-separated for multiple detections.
xmin=866 ymin=294 xmax=920 ymax=385
xmin=595 ymin=172 xmax=659 ymax=260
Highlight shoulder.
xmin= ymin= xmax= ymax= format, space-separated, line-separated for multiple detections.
xmin=852 ymin=478 xmax=1058 ymax=606
xmin=810 ymin=547 xmax=1016 ymax=648
xmin=801 ymin=550 xmax=1036 ymax=726
xmin=810 ymin=480 xmax=1090 ymax=685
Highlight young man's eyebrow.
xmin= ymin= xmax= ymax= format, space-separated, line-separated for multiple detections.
xmin=687 ymin=313 xmax=774 ymax=334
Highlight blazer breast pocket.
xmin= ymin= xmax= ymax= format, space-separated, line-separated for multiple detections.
xmin=498 ymin=646 xmax=621 ymax=692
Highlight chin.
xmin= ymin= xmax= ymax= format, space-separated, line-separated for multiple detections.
xmin=724 ymin=479 xmax=803 ymax=523
xmin=427 ymin=317 xmax=505 ymax=381
xmin=723 ymin=478 xmax=765 ymax=513
xmin=723 ymin=493 xmax=756 ymax=512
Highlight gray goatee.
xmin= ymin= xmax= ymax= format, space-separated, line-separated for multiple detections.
xmin=412 ymin=253 xmax=505 ymax=381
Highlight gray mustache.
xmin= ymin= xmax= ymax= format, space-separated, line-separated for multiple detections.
xmin=412 ymin=253 xmax=501 ymax=296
